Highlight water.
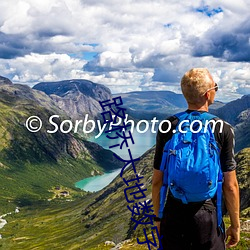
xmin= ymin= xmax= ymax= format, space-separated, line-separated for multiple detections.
xmin=75 ymin=129 xmax=156 ymax=192
xmin=0 ymin=210 xmax=16 ymax=238
xmin=0 ymin=219 xmax=7 ymax=229
xmin=90 ymin=128 xmax=156 ymax=158
xmin=75 ymin=168 xmax=121 ymax=192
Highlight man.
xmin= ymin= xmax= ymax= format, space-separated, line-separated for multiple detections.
xmin=152 ymin=68 xmax=240 ymax=249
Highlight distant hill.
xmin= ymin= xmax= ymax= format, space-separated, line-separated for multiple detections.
xmin=213 ymin=95 xmax=250 ymax=152
xmin=213 ymin=94 xmax=250 ymax=125
xmin=113 ymin=91 xmax=186 ymax=120
xmin=0 ymin=75 xmax=12 ymax=85
xmin=235 ymin=148 xmax=250 ymax=214
xmin=33 ymin=80 xmax=225 ymax=121
xmin=33 ymin=79 xmax=111 ymax=121
xmin=234 ymin=108 xmax=250 ymax=152
xmin=0 ymin=80 xmax=122 ymax=212
xmin=33 ymin=79 xmax=248 ymax=151
xmin=113 ymin=91 xmax=224 ymax=120
xmin=209 ymin=100 xmax=225 ymax=111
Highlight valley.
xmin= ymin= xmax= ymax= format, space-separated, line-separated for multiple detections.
xmin=0 ymin=76 xmax=249 ymax=249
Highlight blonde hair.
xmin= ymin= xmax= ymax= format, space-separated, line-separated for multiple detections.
xmin=181 ymin=68 xmax=214 ymax=104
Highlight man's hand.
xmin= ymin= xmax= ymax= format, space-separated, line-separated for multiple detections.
xmin=225 ymin=225 xmax=240 ymax=248
xmin=223 ymin=171 xmax=240 ymax=248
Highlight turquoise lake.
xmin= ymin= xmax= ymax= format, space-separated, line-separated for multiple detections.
xmin=75 ymin=128 xmax=156 ymax=192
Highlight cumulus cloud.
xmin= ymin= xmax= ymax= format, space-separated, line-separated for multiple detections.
xmin=0 ymin=53 xmax=87 ymax=86
xmin=0 ymin=0 xmax=249 ymax=101
xmin=192 ymin=18 xmax=250 ymax=62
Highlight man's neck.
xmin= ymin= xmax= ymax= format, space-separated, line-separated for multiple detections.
xmin=187 ymin=103 xmax=209 ymax=112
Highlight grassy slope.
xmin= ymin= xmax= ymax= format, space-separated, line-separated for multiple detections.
xmin=1 ymin=148 xmax=249 ymax=249
xmin=235 ymin=148 xmax=250 ymax=214
xmin=0 ymin=86 xmax=121 ymax=214
xmin=0 ymin=148 xmax=155 ymax=249
xmin=0 ymin=83 xmax=248 ymax=249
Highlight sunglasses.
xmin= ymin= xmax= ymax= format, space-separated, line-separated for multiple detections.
xmin=203 ymin=83 xmax=218 ymax=95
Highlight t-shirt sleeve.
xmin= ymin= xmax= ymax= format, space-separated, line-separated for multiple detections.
xmin=153 ymin=129 xmax=165 ymax=170
xmin=219 ymin=122 xmax=237 ymax=172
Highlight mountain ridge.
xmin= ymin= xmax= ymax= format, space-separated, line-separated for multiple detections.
xmin=0 ymin=76 xmax=12 ymax=85
xmin=0 ymin=80 xmax=122 ymax=213
xmin=33 ymin=79 xmax=112 ymax=121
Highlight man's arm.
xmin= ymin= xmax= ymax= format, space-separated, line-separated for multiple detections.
xmin=152 ymin=169 xmax=163 ymax=216
xmin=223 ymin=170 xmax=240 ymax=248
xmin=152 ymin=169 xmax=163 ymax=233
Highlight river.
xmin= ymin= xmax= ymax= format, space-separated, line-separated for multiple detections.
xmin=75 ymin=128 xmax=156 ymax=192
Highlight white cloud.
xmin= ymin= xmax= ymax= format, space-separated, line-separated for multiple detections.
xmin=0 ymin=0 xmax=249 ymax=101
xmin=0 ymin=53 xmax=87 ymax=85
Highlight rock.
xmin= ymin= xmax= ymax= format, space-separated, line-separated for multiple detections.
xmin=0 ymin=76 xmax=12 ymax=85
xmin=33 ymin=79 xmax=112 ymax=121
xmin=105 ymin=241 xmax=116 ymax=247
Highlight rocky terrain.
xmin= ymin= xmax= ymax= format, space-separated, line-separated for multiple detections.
xmin=33 ymin=79 xmax=112 ymax=121
xmin=0 ymin=75 xmax=249 ymax=249
xmin=0 ymin=77 xmax=122 ymax=213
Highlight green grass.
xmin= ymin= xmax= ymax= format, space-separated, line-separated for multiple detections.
xmin=1 ymin=206 xmax=248 ymax=250
xmin=224 ymin=217 xmax=250 ymax=250
xmin=0 ymin=146 xmax=249 ymax=249
xmin=0 ymin=197 xmax=95 ymax=250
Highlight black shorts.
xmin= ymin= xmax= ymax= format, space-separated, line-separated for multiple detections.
xmin=160 ymin=195 xmax=225 ymax=250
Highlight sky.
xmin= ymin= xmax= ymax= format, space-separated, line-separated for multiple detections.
xmin=0 ymin=0 xmax=249 ymax=102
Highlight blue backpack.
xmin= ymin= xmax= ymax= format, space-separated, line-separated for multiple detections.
xmin=158 ymin=111 xmax=223 ymax=228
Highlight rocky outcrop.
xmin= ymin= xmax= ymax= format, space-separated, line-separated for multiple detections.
xmin=0 ymin=83 xmax=122 ymax=167
xmin=234 ymin=109 xmax=250 ymax=152
xmin=235 ymin=148 xmax=250 ymax=213
xmin=33 ymin=79 xmax=112 ymax=120
xmin=0 ymin=76 xmax=12 ymax=85
xmin=213 ymin=94 xmax=250 ymax=125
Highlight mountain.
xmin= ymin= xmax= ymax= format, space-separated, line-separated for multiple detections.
xmin=209 ymin=100 xmax=225 ymax=110
xmin=1 ymin=146 xmax=249 ymax=249
xmin=0 ymin=76 xmax=248 ymax=249
xmin=235 ymin=148 xmax=250 ymax=215
xmin=33 ymin=79 xmax=111 ymax=121
xmin=113 ymin=91 xmax=225 ymax=120
xmin=33 ymin=78 xmax=249 ymax=151
xmin=32 ymin=80 xmax=225 ymax=122
xmin=0 ymin=75 xmax=12 ymax=85
xmin=213 ymin=94 xmax=250 ymax=125
xmin=0 ymin=80 xmax=122 ymax=212
xmin=234 ymin=108 xmax=250 ymax=152
xmin=212 ymin=95 xmax=250 ymax=152
xmin=113 ymin=91 xmax=186 ymax=120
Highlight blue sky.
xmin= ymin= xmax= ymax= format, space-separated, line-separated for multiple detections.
xmin=0 ymin=0 xmax=249 ymax=102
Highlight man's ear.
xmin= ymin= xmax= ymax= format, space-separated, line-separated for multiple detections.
xmin=204 ymin=92 xmax=209 ymax=100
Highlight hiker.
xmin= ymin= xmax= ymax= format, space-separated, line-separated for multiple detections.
xmin=152 ymin=68 xmax=240 ymax=249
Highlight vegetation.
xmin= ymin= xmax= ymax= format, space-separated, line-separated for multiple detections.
xmin=1 ymin=147 xmax=248 ymax=249
xmin=0 ymin=84 xmax=122 ymax=214
xmin=0 ymin=82 xmax=249 ymax=249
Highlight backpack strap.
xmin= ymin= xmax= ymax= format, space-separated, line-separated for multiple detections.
xmin=200 ymin=112 xmax=223 ymax=230
xmin=158 ymin=113 xmax=188 ymax=218
xmin=200 ymin=112 xmax=223 ymax=229
xmin=158 ymin=142 xmax=171 ymax=219
xmin=217 ymin=169 xmax=223 ymax=231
